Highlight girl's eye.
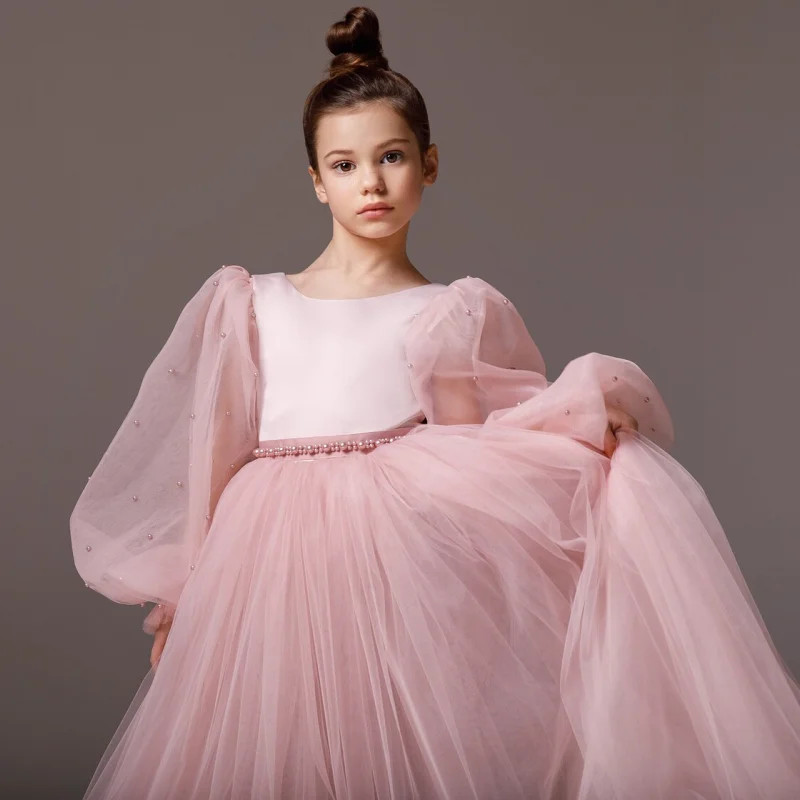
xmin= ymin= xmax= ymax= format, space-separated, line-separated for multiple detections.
xmin=332 ymin=151 xmax=404 ymax=174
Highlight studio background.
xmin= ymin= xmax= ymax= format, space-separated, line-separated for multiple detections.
xmin=1 ymin=1 xmax=797 ymax=796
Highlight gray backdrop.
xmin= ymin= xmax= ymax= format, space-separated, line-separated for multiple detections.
xmin=2 ymin=1 xmax=798 ymax=796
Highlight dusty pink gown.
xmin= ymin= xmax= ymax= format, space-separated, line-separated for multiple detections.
xmin=70 ymin=265 xmax=800 ymax=799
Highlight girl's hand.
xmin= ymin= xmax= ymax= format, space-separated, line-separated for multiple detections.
xmin=603 ymin=404 xmax=639 ymax=458
xmin=150 ymin=618 xmax=173 ymax=670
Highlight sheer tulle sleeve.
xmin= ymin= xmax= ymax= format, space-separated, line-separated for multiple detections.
xmin=405 ymin=276 xmax=674 ymax=452
xmin=70 ymin=265 xmax=259 ymax=634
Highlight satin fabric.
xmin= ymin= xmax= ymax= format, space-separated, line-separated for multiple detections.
xmin=253 ymin=271 xmax=446 ymax=440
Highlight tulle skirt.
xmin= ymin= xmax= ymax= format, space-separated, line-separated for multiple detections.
xmin=82 ymin=422 xmax=800 ymax=800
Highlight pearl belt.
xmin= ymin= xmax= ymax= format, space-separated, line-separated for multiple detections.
xmin=252 ymin=424 xmax=420 ymax=460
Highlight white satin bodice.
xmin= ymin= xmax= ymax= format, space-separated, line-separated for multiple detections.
xmin=252 ymin=272 xmax=449 ymax=441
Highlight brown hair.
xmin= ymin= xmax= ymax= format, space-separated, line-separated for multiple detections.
xmin=303 ymin=6 xmax=431 ymax=173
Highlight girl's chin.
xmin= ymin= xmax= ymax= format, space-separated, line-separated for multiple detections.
xmin=351 ymin=219 xmax=406 ymax=238
xmin=358 ymin=229 xmax=400 ymax=241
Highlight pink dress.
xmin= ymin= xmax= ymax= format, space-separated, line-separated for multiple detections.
xmin=70 ymin=265 xmax=800 ymax=799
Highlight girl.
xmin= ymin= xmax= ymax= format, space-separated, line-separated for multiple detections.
xmin=70 ymin=7 xmax=800 ymax=799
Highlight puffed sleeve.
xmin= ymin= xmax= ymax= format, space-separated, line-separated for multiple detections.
xmin=405 ymin=276 xmax=674 ymax=453
xmin=70 ymin=264 xmax=260 ymax=634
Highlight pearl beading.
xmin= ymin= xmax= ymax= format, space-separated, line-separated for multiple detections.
xmin=252 ymin=432 xmax=408 ymax=459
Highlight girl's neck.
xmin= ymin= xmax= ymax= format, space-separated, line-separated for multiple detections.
xmin=293 ymin=237 xmax=429 ymax=293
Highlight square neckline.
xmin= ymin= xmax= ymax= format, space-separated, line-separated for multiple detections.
xmin=277 ymin=272 xmax=445 ymax=301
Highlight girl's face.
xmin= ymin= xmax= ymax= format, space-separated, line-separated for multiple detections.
xmin=308 ymin=103 xmax=438 ymax=239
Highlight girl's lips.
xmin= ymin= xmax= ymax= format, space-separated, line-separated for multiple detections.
xmin=360 ymin=207 xmax=393 ymax=217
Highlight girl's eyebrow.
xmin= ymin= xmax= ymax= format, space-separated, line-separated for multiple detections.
xmin=324 ymin=137 xmax=411 ymax=159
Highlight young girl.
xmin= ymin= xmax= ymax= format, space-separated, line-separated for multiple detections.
xmin=70 ymin=7 xmax=800 ymax=799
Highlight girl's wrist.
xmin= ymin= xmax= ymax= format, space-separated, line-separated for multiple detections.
xmin=143 ymin=602 xmax=176 ymax=634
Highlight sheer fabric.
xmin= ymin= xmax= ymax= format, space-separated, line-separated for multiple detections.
xmin=408 ymin=276 xmax=800 ymax=795
xmin=405 ymin=276 xmax=674 ymax=452
xmin=70 ymin=265 xmax=259 ymax=633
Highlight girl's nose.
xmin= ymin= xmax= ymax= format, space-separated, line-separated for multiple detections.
xmin=361 ymin=170 xmax=385 ymax=193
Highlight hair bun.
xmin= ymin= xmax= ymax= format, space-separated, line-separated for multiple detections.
xmin=326 ymin=6 xmax=389 ymax=76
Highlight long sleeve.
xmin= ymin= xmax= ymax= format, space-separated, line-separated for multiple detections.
xmin=405 ymin=276 xmax=674 ymax=453
xmin=70 ymin=265 xmax=260 ymax=634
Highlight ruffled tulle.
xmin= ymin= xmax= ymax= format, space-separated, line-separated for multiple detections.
xmin=80 ymin=421 xmax=800 ymax=799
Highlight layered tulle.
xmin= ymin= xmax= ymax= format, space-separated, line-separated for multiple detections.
xmin=71 ymin=266 xmax=800 ymax=798
xmin=80 ymin=423 xmax=591 ymax=798
xmin=560 ymin=431 xmax=800 ymax=798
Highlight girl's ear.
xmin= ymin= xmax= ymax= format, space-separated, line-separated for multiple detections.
xmin=307 ymin=165 xmax=329 ymax=205
xmin=422 ymin=143 xmax=439 ymax=186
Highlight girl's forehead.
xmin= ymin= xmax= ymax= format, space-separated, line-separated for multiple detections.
xmin=318 ymin=105 xmax=410 ymax=143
